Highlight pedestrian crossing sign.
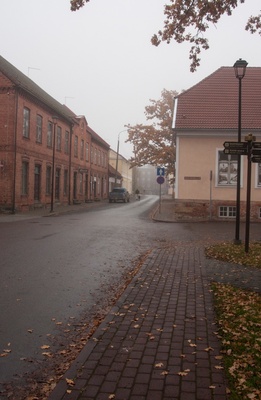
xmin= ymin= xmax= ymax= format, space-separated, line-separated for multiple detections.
xmin=157 ymin=167 xmax=165 ymax=176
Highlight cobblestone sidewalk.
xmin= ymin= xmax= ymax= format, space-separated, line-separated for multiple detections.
xmin=48 ymin=244 xmax=228 ymax=400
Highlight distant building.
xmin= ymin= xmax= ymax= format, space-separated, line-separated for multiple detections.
xmin=109 ymin=149 xmax=132 ymax=193
xmin=133 ymin=165 xmax=168 ymax=195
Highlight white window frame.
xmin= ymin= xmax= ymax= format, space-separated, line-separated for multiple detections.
xmin=216 ymin=149 xmax=242 ymax=187
xmin=219 ymin=206 xmax=236 ymax=218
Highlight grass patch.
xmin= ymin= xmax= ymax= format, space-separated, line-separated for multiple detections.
xmin=205 ymin=242 xmax=261 ymax=269
xmin=212 ymin=283 xmax=261 ymax=399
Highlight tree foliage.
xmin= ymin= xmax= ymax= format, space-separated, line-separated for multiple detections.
xmin=70 ymin=0 xmax=261 ymax=72
xmin=125 ymin=89 xmax=177 ymax=177
xmin=151 ymin=0 xmax=261 ymax=72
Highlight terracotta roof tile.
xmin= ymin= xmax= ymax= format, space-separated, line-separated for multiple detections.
xmin=174 ymin=67 xmax=261 ymax=131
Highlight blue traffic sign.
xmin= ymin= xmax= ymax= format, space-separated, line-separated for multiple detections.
xmin=157 ymin=176 xmax=165 ymax=185
xmin=157 ymin=167 xmax=165 ymax=176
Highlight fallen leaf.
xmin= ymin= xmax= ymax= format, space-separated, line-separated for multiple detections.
xmin=66 ymin=378 xmax=75 ymax=387
xmin=42 ymin=352 xmax=52 ymax=357
xmin=178 ymin=371 xmax=188 ymax=376
xmin=204 ymin=346 xmax=214 ymax=352
xmin=160 ymin=370 xmax=169 ymax=375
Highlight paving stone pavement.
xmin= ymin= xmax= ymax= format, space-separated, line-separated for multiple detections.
xmin=48 ymin=244 xmax=229 ymax=400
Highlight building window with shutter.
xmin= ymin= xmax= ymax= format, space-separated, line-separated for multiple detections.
xmin=56 ymin=126 xmax=62 ymax=151
xmin=47 ymin=122 xmax=53 ymax=147
xmin=86 ymin=143 xmax=89 ymax=162
xmin=65 ymin=131 xmax=69 ymax=154
xmin=218 ymin=151 xmax=238 ymax=186
xmin=23 ymin=108 xmax=30 ymax=138
xmin=80 ymin=140 xmax=84 ymax=160
xmin=74 ymin=136 xmax=78 ymax=157
xmin=36 ymin=115 xmax=42 ymax=143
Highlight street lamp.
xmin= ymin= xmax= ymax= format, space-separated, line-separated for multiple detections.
xmin=233 ymin=58 xmax=248 ymax=244
xmin=50 ymin=116 xmax=58 ymax=213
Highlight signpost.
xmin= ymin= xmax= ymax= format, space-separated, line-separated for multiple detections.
xmin=223 ymin=135 xmax=261 ymax=253
xmin=251 ymin=142 xmax=261 ymax=163
xmin=156 ymin=167 xmax=165 ymax=214
xmin=223 ymin=141 xmax=248 ymax=155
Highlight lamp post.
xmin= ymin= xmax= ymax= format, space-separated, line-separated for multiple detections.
xmin=50 ymin=116 xmax=58 ymax=213
xmin=233 ymin=58 xmax=248 ymax=244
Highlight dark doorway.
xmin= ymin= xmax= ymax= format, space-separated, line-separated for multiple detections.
xmin=73 ymin=172 xmax=77 ymax=199
xmin=34 ymin=165 xmax=41 ymax=201
xmin=55 ymin=168 xmax=60 ymax=200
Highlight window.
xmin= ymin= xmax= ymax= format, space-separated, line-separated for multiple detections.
xmin=257 ymin=163 xmax=261 ymax=187
xmin=86 ymin=143 xmax=89 ymax=162
xmin=47 ymin=122 xmax=53 ymax=147
xmin=46 ymin=166 xmax=52 ymax=195
xmin=23 ymin=108 xmax=30 ymax=138
xmin=65 ymin=131 xmax=69 ymax=154
xmin=219 ymin=206 xmax=236 ymax=218
xmin=79 ymin=173 xmax=83 ymax=194
xmin=80 ymin=139 xmax=84 ymax=160
xmin=56 ymin=126 xmax=61 ymax=151
xmin=36 ymin=115 xmax=42 ymax=143
xmin=218 ymin=151 xmax=238 ymax=185
xmin=22 ymin=161 xmax=29 ymax=195
xmin=74 ymin=136 xmax=78 ymax=157
xmin=64 ymin=169 xmax=68 ymax=195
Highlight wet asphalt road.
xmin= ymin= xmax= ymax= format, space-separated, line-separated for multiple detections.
xmin=0 ymin=196 xmax=159 ymax=386
xmin=0 ymin=195 xmax=260 ymax=390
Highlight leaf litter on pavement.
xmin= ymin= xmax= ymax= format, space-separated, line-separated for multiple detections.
xmin=212 ymin=283 xmax=261 ymax=400
xmin=207 ymin=241 xmax=261 ymax=399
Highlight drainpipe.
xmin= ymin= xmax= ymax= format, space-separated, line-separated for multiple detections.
xmin=12 ymin=88 xmax=19 ymax=214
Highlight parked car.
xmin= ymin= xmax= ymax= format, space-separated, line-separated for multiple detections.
xmin=109 ymin=188 xmax=130 ymax=203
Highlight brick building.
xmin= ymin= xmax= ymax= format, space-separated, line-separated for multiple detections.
xmin=0 ymin=56 xmax=109 ymax=212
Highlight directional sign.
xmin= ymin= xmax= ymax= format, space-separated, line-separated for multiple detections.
xmin=157 ymin=176 xmax=165 ymax=185
xmin=251 ymin=155 xmax=261 ymax=163
xmin=157 ymin=167 xmax=165 ymax=176
xmin=223 ymin=142 xmax=248 ymax=149
xmin=252 ymin=149 xmax=261 ymax=156
xmin=224 ymin=148 xmax=248 ymax=155
xmin=253 ymin=142 xmax=261 ymax=149
xmin=223 ymin=141 xmax=248 ymax=155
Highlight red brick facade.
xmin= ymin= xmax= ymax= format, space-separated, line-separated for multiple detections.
xmin=0 ymin=57 xmax=110 ymax=212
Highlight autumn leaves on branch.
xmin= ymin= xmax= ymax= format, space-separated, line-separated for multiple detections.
xmin=70 ymin=0 xmax=261 ymax=72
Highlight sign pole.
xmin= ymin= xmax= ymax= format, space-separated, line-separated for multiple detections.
xmin=159 ymin=180 xmax=161 ymax=214
xmin=245 ymin=134 xmax=256 ymax=253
